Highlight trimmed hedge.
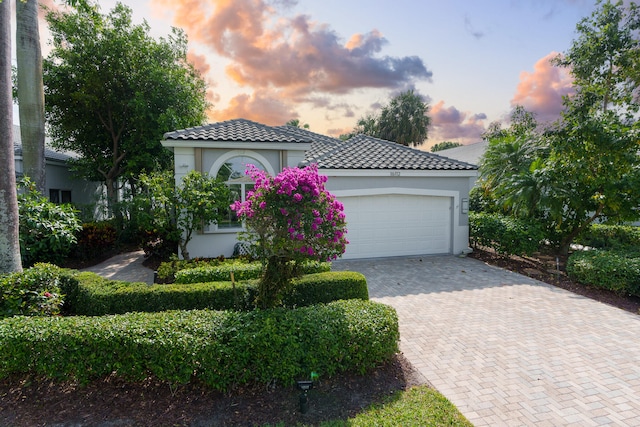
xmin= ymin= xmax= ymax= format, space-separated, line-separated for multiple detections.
xmin=0 ymin=264 xmax=78 ymax=318
xmin=575 ymin=224 xmax=640 ymax=250
xmin=567 ymin=249 xmax=640 ymax=297
xmin=174 ymin=260 xmax=331 ymax=284
xmin=0 ymin=300 xmax=399 ymax=390
xmin=469 ymin=212 xmax=545 ymax=256
xmin=69 ymin=271 xmax=368 ymax=315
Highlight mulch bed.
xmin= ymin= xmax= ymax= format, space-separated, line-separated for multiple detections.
xmin=467 ymin=247 xmax=640 ymax=315
xmin=0 ymin=354 xmax=426 ymax=427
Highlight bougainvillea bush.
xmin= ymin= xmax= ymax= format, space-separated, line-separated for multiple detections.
xmin=232 ymin=164 xmax=348 ymax=308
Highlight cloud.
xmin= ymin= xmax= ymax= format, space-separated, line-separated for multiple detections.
xmin=209 ymin=89 xmax=297 ymax=125
xmin=510 ymin=51 xmax=574 ymax=124
xmin=428 ymin=101 xmax=487 ymax=145
xmin=464 ymin=15 xmax=485 ymax=39
xmin=153 ymin=0 xmax=432 ymax=98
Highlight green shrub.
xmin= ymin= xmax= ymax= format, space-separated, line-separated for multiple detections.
xmin=18 ymin=178 xmax=82 ymax=267
xmin=155 ymin=256 xmax=218 ymax=283
xmin=174 ymin=260 xmax=331 ymax=284
xmin=69 ymin=272 xmax=255 ymax=315
xmin=0 ymin=264 xmax=78 ymax=317
xmin=175 ymin=261 xmax=263 ymax=284
xmin=69 ymin=270 xmax=364 ymax=315
xmin=469 ymin=212 xmax=545 ymax=256
xmin=74 ymin=222 xmax=117 ymax=261
xmin=575 ymin=224 xmax=640 ymax=250
xmin=0 ymin=300 xmax=399 ymax=390
xmin=567 ymin=249 xmax=640 ymax=296
xmin=285 ymin=272 xmax=369 ymax=307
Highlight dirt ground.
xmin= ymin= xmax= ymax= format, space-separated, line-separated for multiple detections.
xmin=2 ymin=248 xmax=638 ymax=426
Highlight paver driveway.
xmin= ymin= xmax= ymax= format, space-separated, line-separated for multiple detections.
xmin=333 ymin=255 xmax=640 ymax=426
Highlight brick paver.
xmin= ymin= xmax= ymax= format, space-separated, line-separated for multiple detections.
xmin=334 ymin=255 xmax=640 ymax=426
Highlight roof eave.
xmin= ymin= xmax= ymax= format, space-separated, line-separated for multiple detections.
xmin=161 ymin=139 xmax=312 ymax=151
xmin=313 ymin=168 xmax=479 ymax=178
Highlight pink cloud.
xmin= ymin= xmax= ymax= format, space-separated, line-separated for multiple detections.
xmin=510 ymin=51 xmax=574 ymax=124
xmin=153 ymin=0 xmax=431 ymax=97
xmin=428 ymin=101 xmax=487 ymax=145
xmin=210 ymin=90 xmax=297 ymax=125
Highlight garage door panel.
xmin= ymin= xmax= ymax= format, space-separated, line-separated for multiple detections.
xmin=340 ymin=194 xmax=451 ymax=259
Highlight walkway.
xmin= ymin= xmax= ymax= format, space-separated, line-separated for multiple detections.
xmin=81 ymin=250 xmax=154 ymax=284
xmin=333 ymin=256 xmax=640 ymax=426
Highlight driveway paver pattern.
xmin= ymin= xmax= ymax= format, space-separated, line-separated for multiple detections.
xmin=333 ymin=255 xmax=640 ymax=426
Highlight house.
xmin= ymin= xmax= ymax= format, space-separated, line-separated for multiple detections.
xmin=436 ymin=140 xmax=487 ymax=167
xmin=161 ymin=119 xmax=478 ymax=260
xmin=13 ymin=125 xmax=102 ymax=215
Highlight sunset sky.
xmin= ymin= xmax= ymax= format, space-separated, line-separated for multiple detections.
xmin=37 ymin=0 xmax=600 ymax=149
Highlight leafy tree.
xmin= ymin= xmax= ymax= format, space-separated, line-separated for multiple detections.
xmin=131 ymin=170 xmax=230 ymax=261
xmin=232 ymin=165 xmax=348 ymax=308
xmin=285 ymin=119 xmax=309 ymax=129
xmin=431 ymin=141 xmax=462 ymax=152
xmin=480 ymin=1 xmax=640 ymax=256
xmin=43 ymin=2 xmax=208 ymax=216
xmin=544 ymin=0 xmax=640 ymax=254
xmin=377 ymin=90 xmax=430 ymax=146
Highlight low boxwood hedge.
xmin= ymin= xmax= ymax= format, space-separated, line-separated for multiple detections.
xmin=69 ymin=271 xmax=368 ymax=315
xmin=174 ymin=260 xmax=331 ymax=284
xmin=567 ymin=249 xmax=640 ymax=297
xmin=469 ymin=212 xmax=545 ymax=256
xmin=0 ymin=300 xmax=399 ymax=391
xmin=575 ymin=224 xmax=640 ymax=250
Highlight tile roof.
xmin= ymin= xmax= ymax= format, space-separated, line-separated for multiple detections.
xmin=12 ymin=124 xmax=76 ymax=162
xmin=164 ymin=118 xmax=311 ymax=143
xmin=163 ymin=119 xmax=477 ymax=171
xmin=302 ymin=134 xmax=477 ymax=171
xmin=275 ymin=125 xmax=342 ymax=162
xmin=14 ymin=142 xmax=74 ymax=162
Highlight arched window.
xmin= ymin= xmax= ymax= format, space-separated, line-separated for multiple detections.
xmin=215 ymin=156 xmax=267 ymax=229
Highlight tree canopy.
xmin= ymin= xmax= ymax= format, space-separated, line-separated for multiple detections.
xmin=43 ymin=2 xmax=209 ymax=214
xmin=431 ymin=141 xmax=462 ymax=152
xmin=479 ymin=0 xmax=640 ymax=255
xmin=342 ymin=90 xmax=430 ymax=146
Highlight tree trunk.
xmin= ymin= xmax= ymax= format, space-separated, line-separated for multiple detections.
xmin=16 ymin=0 xmax=46 ymax=194
xmin=257 ymin=256 xmax=296 ymax=309
xmin=0 ymin=0 xmax=23 ymax=273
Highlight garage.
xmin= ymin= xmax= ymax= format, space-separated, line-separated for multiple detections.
xmin=339 ymin=193 xmax=452 ymax=259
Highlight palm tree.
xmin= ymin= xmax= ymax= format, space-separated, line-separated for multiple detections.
xmin=0 ymin=0 xmax=23 ymax=273
xmin=16 ymin=0 xmax=46 ymax=193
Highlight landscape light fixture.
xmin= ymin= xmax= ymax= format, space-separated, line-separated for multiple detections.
xmin=297 ymin=380 xmax=314 ymax=413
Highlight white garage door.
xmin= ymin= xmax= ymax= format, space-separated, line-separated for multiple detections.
xmin=339 ymin=194 xmax=452 ymax=259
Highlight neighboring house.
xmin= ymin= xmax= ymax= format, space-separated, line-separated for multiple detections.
xmin=161 ymin=119 xmax=478 ymax=260
xmin=13 ymin=125 xmax=102 ymax=213
xmin=436 ymin=140 xmax=487 ymax=168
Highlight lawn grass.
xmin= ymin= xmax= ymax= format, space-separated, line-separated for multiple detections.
xmin=264 ymin=385 xmax=473 ymax=426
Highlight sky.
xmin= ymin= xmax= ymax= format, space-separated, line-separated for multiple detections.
xmin=35 ymin=0 xmax=600 ymax=149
